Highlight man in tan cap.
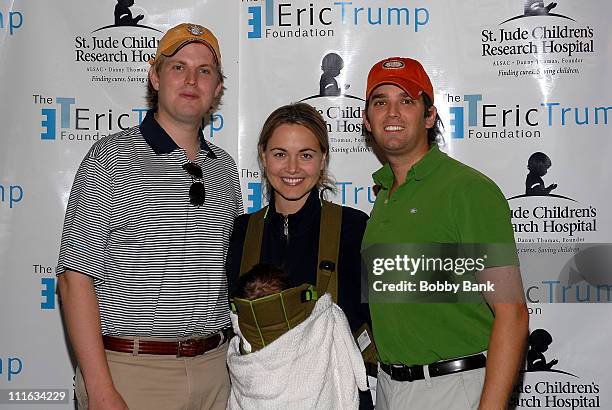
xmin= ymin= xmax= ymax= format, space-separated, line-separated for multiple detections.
xmin=361 ymin=57 xmax=528 ymax=409
xmin=57 ymin=23 xmax=242 ymax=409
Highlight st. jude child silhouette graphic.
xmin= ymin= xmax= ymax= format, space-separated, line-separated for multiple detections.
xmin=525 ymin=152 xmax=557 ymax=195
xmin=319 ymin=53 xmax=350 ymax=96
xmin=526 ymin=329 xmax=558 ymax=371
xmin=500 ymin=0 xmax=573 ymax=25
xmin=524 ymin=0 xmax=557 ymax=16
xmin=115 ymin=0 xmax=144 ymax=26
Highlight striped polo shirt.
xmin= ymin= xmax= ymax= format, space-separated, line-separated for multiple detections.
xmin=57 ymin=110 xmax=243 ymax=338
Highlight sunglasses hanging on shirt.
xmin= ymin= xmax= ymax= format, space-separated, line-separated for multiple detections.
xmin=182 ymin=162 xmax=205 ymax=206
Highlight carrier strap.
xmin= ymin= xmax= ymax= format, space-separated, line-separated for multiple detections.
xmin=239 ymin=207 xmax=267 ymax=276
xmin=316 ymin=201 xmax=342 ymax=300
xmin=239 ymin=200 xmax=343 ymax=301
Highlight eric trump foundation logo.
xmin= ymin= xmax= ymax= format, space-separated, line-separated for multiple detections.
xmin=244 ymin=0 xmax=430 ymax=40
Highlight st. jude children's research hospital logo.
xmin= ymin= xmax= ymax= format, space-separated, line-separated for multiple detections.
xmin=506 ymin=153 xmax=608 ymax=305
xmin=244 ymin=0 xmax=430 ymax=39
xmin=507 ymin=152 xmax=598 ymax=243
xmin=478 ymin=1 xmax=596 ymax=79
xmin=73 ymin=0 xmax=162 ymax=84
xmin=510 ymin=328 xmax=602 ymax=408
xmin=507 ymin=151 xmax=598 ymax=243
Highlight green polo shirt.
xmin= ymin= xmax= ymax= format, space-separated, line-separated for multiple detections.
xmin=363 ymin=145 xmax=518 ymax=365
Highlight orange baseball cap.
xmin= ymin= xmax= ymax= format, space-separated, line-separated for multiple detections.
xmin=366 ymin=57 xmax=434 ymax=103
xmin=149 ymin=23 xmax=221 ymax=65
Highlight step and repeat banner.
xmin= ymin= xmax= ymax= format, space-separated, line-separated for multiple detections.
xmin=1 ymin=0 xmax=610 ymax=408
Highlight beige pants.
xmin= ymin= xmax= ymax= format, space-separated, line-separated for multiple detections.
xmin=75 ymin=343 xmax=230 ymax=410
xmin=376 ymin=366 xmax=485 ymax=410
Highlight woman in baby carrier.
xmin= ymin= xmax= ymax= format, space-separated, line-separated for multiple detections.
xmin=225 ymin=103 xmax=374 ymax=409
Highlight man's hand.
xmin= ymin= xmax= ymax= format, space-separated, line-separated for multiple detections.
xmin=476 ymin=266 xmax=529 ymax=409
xmin=89 ymin=387 xmax=129 ymax=410
xmin=58 ymin=271 xmax=125 ymax=409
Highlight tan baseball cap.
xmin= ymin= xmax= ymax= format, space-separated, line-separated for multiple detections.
xmin=149 ymin=23 xmax=221 ymax=65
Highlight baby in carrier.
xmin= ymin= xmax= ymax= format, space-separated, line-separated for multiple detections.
xmin=230 ymin=263 xmax=318 ymax=353
xmin=233 ymin=263 xmax=290 ymax=301
xmin=227 ymin=263 xmax=368 ymax=409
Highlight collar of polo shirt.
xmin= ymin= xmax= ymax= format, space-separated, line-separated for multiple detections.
xmin=139 ymin=110 xmax=217 ymax=158
xmin=373 ymin=144 xmax=444 ymax=189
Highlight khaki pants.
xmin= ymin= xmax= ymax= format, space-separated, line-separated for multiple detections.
xmin=76 ymin=343 xmax=230 ymax=410
xmin=376 ymin=366 xmax=485 ymax=410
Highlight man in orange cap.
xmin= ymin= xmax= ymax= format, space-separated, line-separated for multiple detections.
xmin=57 ymin=23 xmax=242 ymax=409
xmin=361 ymin=57 xmax=529 ymax=409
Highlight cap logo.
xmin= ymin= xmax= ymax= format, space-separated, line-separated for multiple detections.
xmin=382 ymin=60 xmax=405 ymax=69
xmin=187 ymin=24 xmax=204 ymax=36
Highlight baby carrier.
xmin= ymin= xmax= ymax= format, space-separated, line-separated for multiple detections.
xmin=232 ymin=200 xmax=379 ymax=375
xmin=232 ymin=200 xmax=341 ymax=352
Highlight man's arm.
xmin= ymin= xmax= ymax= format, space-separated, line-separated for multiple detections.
xmin=477 ymin=266 xmax=529 ymax=410
xmin=58 ymin=270 xmax=128 ymax=410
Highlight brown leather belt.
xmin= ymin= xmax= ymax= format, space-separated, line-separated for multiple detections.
xmin=103 ymin=331 xmax=227 ymax=357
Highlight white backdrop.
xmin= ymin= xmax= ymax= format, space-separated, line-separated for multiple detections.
xmin=1 ymin=0 xmax=610 ymax=408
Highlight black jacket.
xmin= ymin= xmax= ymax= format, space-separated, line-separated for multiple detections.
xmin=225 ymin=189 xmax=370 ymax=333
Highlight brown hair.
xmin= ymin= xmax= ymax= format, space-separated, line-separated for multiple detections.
xmin=258 ymin=102 xmax=335 ymax=196
xmin=146 ymin=51 xmax=226 ymax=121
xmin=234 ymin=264 xmax=291 ymax=300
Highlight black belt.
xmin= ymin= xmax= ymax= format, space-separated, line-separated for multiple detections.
xmin=380 ymin=353 xmax=486 ymax=382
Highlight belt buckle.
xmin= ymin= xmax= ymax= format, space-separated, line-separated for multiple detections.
xmin=391 ymin=364 xmax=414 ymax=382
xmin=176 ymin=339 xmax=197 ymax=358
xmin=404 ymin=366 xmax=415 ymax=382
xmin=176 ymin=340 xmax=184 ymax=358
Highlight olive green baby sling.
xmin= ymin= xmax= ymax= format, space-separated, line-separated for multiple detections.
xmin=233 ymin=200 xmax=342 ymax=352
